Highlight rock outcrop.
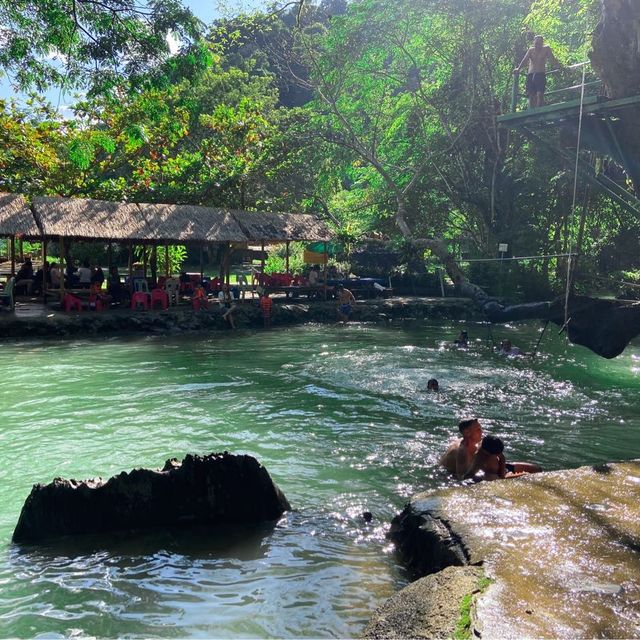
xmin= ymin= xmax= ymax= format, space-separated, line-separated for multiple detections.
xmin=379 ymin=461 xmax=640 ymax=639
xmin=13 ymin=452 xmax=291 ymax=544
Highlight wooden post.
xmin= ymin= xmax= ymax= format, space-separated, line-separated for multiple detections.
xmin=107 ymin=242 xmax=113 ymax=272
xmin=128 ymin=242 xmax=133 ymax=283
xmin=323 ymin=241 xmax=328 ymax=300
xmin=150 ymin=244 xmax=157 ymax=286
xmin=59 ymin=237 xmax=66 ymax=297
xmin=511 ymin=72 xmax=520 ymax=112
xmin=285 ymin=240 xmax=290 ymax=273
xmin=199 ymin=245 xmax=204 ymax=280
xmin=260 ymin=242 xmax=265 ymax=287
xmin=10 ymin=236 xmax=15 ymax=276
xmin=19 ymin=237 xmax=24 ymax=262
xmin=42 ymin=240 xmax=47 ymax=303
xmin=142 ymin=244 xmax=147 ymax=278
xmin=165 ymin=244 xmax=169 ymax=277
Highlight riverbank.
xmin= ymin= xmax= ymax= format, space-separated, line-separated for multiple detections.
xmin=0 ymin=296 xmax=480 ymax=339
xmin=367 ymin=460 xmax=640 ymax=639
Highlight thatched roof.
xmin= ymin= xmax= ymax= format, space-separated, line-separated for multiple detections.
xmin=29 ymin=196 xmax=332 ymax=244
xmin=32 ymin=197 xmax=150 ymax=242
xmin=137 ymin=203 xmax=248 ymax=243
xmin=0 ymin=193 xmax=40 ymax=237
xmin=231 ymin=211 xmax=333 ymax=242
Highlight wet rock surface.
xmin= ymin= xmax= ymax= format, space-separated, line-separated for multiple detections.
xmin=386 ymin=461 xmax=640 ymax=639
xmin=0 ymin=297 xmax=478 ymax=340
xmin=362 ymin=565 xmax=483 ymax=639
xmin=13 ymin=452 xmax=291 ymax=544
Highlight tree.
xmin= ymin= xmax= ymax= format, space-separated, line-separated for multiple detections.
xmin=0 ymin=0 xmax=202 ymax=94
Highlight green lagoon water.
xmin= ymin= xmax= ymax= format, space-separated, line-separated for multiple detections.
xmin=0 ymin=321 xmax=638 ymax=638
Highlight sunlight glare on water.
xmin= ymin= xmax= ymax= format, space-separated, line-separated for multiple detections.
xmin=0 ymin=321 xmax=638 ymax=637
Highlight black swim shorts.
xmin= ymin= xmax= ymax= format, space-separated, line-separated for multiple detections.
xmin=526 ymin=72 xmax=546 ymax=95
xmin=505 ymin=463 xmax=516 ymax=473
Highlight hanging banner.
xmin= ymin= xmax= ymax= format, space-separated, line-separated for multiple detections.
xmin=303 ymin=250 xmax=328 ymax=264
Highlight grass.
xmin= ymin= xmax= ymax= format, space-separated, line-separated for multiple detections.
xmin=453 ymin=574 xmax=493 ymax=640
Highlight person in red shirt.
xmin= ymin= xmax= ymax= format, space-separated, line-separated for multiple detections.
xmin=260 ymin=291 xmax=273 ymax=328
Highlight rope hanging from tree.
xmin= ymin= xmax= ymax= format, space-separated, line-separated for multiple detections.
xmin=564 ymin=64 xmax=588 ymax=326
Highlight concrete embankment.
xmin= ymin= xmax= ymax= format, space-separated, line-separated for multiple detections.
xmin=0 ymin=296 xmax=478 ymax=340
xmin=366 ymin=461 xmax=640 ymax=639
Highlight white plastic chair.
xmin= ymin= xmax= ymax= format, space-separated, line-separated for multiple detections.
xmin=164 ymin=278 xmax=180 ymax=305
xmin=132 ymin=277 xmax=149 ymax=294
xmin=0 ymin=277 xmax=15 ymax=311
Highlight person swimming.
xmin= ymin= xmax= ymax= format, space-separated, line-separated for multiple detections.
xmin=439 ymin=418 xmax=483 ymax=480
xmin=469 ymin=435 xmax=542 ymax=481
xmin=454 ymin=330 xmax=469 ymax=347
xmin=427 ymin=378 xmax=439 ymax=392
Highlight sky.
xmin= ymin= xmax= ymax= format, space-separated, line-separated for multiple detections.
xmin=0 ymin=0 xmax=267 ymax=107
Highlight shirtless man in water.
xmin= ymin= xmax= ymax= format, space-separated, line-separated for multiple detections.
xmin=440 ymin=418 xmax=483 ymax=480
xmin=515 ymin=35 xmax=562 ymax=108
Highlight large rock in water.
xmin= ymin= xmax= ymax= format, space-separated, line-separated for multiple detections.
xmin=13 ymin=452 xmax=291 ymax=544
xmin=381 ymin=461 xmax=640 ymax=639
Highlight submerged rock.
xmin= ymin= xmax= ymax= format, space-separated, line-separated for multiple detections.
xmin=13 ymin=452 xmax=291 ymax=544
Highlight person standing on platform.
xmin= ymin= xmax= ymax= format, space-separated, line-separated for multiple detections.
xmin=515 ymin=35 xmax=562 ymax=108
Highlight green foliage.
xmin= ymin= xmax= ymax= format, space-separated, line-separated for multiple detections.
xmin=0 ymin=0 xmax=203 ymax=94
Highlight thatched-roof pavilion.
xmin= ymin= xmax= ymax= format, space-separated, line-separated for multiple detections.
xmin=32 ymin=197 xmax=150 ymax=242
xmin=137 ymin=203 xmax=248 ymax=243
xmin=231 ymin=211 xmax=333 ymax=242
xmin=0 ymin=193 xmax=40 ymax=238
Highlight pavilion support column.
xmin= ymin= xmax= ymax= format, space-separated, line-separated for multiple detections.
xmin=150 ymin=245 xmax=157 ymax=286
xmin=10 ymin=236 xmax=15 ymax=276
xmin=165 ymin=244 xmax=169 ymax=277
xmin=142 ymin=245 xmax=148 ymax=278
xmin=107 ymin=243 xmax=113 ymax=272
xmin=260 ymin=242 xmax=265 ymax=287
xmin=19 ymin=238 xmax=24 ymax=262
xmin=59 ymin=237 xmax=66 ymax=297
xmin=128 ymin=243 xmax=133 ymax=283
xmin=42 ymin=240 xmax=47 ymax=303
xmin=200 ymin=245 xmax=204 ymax=280
xmin=323 ymin=241 xmax=328 ymax=301
xmin=285 ymin=241 xmax=290 ymax=273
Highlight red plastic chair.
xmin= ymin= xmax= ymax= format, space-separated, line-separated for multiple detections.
xmin=131 ymin=291 xmax=150 ymax=311
xmin=63 ymin=293 xmax=83 ymax=312
xmin=151 ymin=288 xmax=169 ymax=310
xmin=88 ymin=293 xmax=107 ymax=312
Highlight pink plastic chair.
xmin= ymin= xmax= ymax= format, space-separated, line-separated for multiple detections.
xmin=130 ymin=291 xmax=150 ymax=311
xmin=62 ymin=293 xmax=83 ymax=312
xmin=89 ymin=293 xmax=107 ymax=312
xmin=151 ymin=288 xmax=169 ymax=310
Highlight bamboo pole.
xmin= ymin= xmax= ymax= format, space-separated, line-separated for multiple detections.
xmin=10 ymin=236 xmax=15 ymax=276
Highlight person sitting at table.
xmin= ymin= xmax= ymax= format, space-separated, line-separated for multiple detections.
xmin=91 ymin=265 xmax=105 ymax=288
xmin=50 ymin=263 xmax=61 ymax=288
xmin=32 ymin=262 xmax=50 ymax=295
xmin=308 ymin=265 xmax=321 ymax=286
xmin=327 ymin=264 xmax=342 ymax=281
xmin=107 ymin=266 xmax=126 ymax=305
xmin=75 ymin=259 xmax=92 ymax=288
xmin=14 ymin=258 xmax=34 ymax=295
xmin=218 ymin=282 xmax=238 ymax=329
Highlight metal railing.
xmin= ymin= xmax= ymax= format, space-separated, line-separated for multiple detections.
xmin=510 ymin=61 xmax=602 ymax=112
